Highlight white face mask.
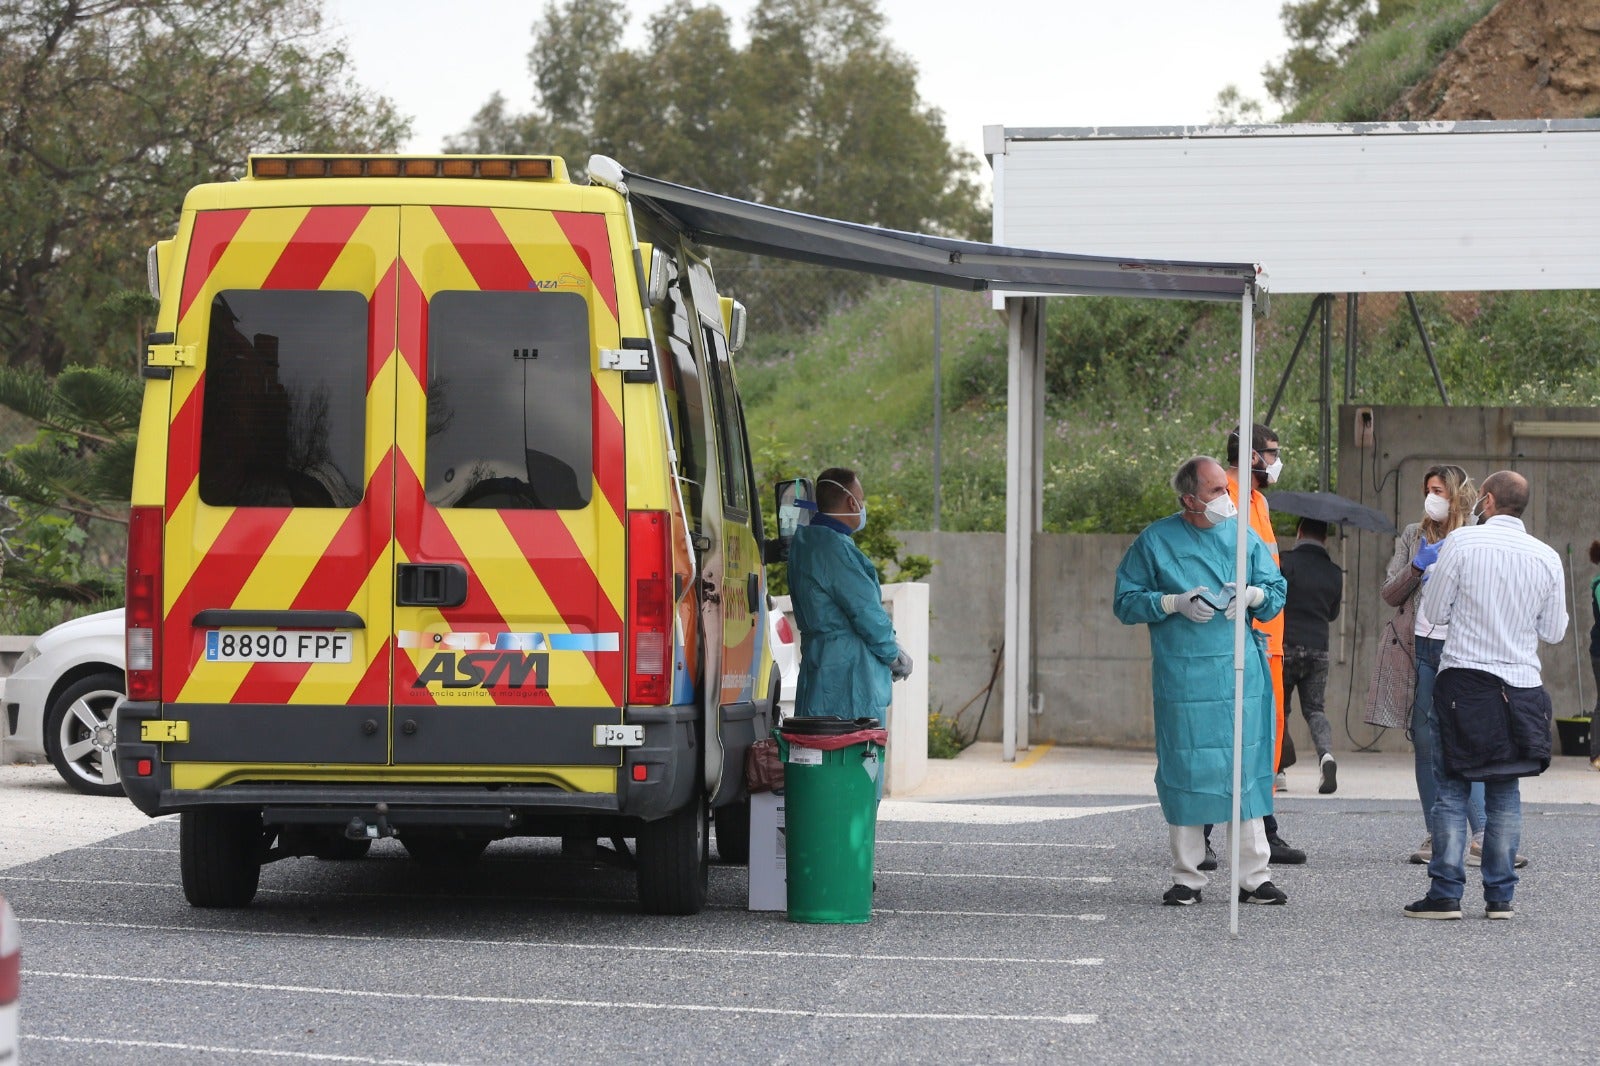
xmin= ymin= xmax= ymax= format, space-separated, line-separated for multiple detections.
xmin=1265 ymin=458 xmax=1283 ymax=484
xmin=1201 ymin=493 xmax=1238 ymax=524
xmin=1423 ymin=493 xmax=1450 ymax=522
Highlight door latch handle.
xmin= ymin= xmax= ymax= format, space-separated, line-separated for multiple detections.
xmin=396 ymin=564 xmax=468 ymax=607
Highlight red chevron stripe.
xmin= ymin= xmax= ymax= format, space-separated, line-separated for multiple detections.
xmin=553 ymin=211 xmax=618 ymax=320
xmin=370 ymin=259 xmax=400 ymax=389
xmin=430 ymin=206 xmax=529 ymax=290
xmin=166 ymin=381 xmax=203 ymax=516
xmin=591 ymin=378 xmax=624 ymax=521
xmin=178 ymin=209 xmax=250 ymax=323
xmin=261 ymin=206 xmax=370 ymax=291
xmin=395 ymin=260 xmax=426 ymax=383
xmin=351 ymin=635 xmax=393 ymax=706
xmin=162 ymin=506 xmax=292 ymax=689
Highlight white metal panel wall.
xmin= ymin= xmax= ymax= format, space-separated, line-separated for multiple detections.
xmin=991 ymin=123 xmax=1600 ymax=294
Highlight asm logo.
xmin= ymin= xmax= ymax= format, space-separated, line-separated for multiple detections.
xmin=413 ymin=651 xmax=550 ymax=690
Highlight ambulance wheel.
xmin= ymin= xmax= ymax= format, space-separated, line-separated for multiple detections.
xmin=714 ymin=799 xmax=751 ymax=865
xmin=402 ymin=832 xmax=489 ymax=867
xmin=180 ymin=807 xmax=264 ymax=908
xmin=636 ymin=798 xmax=709 ymax=915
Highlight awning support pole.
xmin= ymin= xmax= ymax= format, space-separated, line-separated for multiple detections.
xmin=1003 ymin=296 xmax=1044 ymax=761
xmin=1264 ymin=293 xmax=1324 ymax=426
xmin=1230 ymin=283 xmax=1257 ymax=940
xmin=1405 ymin=292 xmax=1451 ymax=406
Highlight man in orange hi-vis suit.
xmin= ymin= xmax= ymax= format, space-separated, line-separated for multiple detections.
xmin=1223 ymin=423 xmax=1307 ymax=867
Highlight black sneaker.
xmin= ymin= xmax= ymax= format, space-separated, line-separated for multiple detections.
xmin=1198 ymin=843 xmax=1218 ymax=872
xmin=1485 ymin=901 xmax=1515 ymax=920
xmin=1239 ymin=880 xmax=1288 ymax=905
xmin=1268 ymin=833 xmax=1307 ymax=865
xmin=1318 ymin=756 xmax=1338 ymax=795
xmin=1162 ymin=884 xmax=1202 ymax=906
xmin=1404 ymin=896 xmax=1462 ymax=920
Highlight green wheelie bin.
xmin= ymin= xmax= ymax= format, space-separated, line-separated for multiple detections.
xmin=779 ymin=716 xmax=887 ymax=924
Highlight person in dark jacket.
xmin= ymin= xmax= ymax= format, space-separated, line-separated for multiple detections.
xmin=1279 ymin=519 xmax=1344 ymax=794
xmin=1403 ymin=471 xmax=1567 ymax=921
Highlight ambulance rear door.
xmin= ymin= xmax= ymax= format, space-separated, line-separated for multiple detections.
xmin=389 ymin=204 xmax=627 ymax=776
xmin=159 ymin=204 xmax=400 ymax=770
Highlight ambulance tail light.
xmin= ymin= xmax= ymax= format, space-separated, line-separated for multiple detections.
xmin=627 ymin=511 xmax=671 ymax=706
xmin=126 ymin=506 xmax=163 ymax=702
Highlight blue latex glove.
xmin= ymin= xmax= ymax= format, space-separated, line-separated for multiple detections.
xmin=1413 ymin=537 xmax=1441 ymax=572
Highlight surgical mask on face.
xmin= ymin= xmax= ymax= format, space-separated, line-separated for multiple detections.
xmin=820 ymin=478 xmax=867 ymax=532
xmin=1201 ymin=493 xmax=1237 ymax=524
xmin=1472 ymin=495 xmax=1492 ymax=524
xmin=1423 ymin=493 xmax=1450 ymax=522
xmin=1265 ymin=458 xmax=1283 ymax=484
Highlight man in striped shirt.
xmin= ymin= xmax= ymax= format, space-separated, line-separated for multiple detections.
xmin=1403 ymin=471 xmax=1567 ymax=921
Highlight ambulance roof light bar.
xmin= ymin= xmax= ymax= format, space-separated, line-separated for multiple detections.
xmin=248 ymin=155 xmax=560 ymax=181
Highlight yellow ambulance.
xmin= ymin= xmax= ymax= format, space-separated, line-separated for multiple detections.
xmin=118 ymin=154 xmax=780 ymax=914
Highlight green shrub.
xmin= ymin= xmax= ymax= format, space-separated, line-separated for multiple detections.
xmin=928 ymin=711 xmax=964 ymax=759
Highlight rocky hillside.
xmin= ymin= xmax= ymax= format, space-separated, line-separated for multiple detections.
xmin=1388 ymin=0 xmax=1600 ymax=119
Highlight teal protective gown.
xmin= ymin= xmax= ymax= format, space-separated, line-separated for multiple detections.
xmin=1113 ymin=514 xmax=1287 ymax=826
xmin=788 ymin=518 xmax=899 ymax=721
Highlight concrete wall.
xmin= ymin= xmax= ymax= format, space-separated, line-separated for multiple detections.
xmin=901 ymin=403 xmax=1600 ymax=753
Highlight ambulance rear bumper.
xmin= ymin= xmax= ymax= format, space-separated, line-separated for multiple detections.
xmin=116 ymin=700 xmax=700 ymax=826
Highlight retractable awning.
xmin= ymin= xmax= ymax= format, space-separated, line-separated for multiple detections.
xmin=617 ymin=166 xmax=1259 ymax=302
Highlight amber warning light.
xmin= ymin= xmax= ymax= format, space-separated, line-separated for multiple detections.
xmin=249 ymin=156 xmax=555 ymax=180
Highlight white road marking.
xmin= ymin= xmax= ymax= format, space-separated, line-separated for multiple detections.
xmin=877 ymin=909 xmax=1107 ymax=921
xmin=877 ymin=801 xmax=1153 ymax=824
xmin=26 ymin=971 xmax=1098 ymax=1024
xmin=878 ymin=838 xmax=1115 ymax=849
xmin=80 ymin=844 xmax=179 ymax=853
xmin=26 ymin=1034 xmax=462 ymax=1066
xmin=21 ymin=917 xmax=1102 ymax=967
xmin=880 ymin=870 xmax=1113 ymax=883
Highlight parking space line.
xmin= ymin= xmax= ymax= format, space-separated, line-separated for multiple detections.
xmin=27 ymin=971 xmax=1098 ymax=1024
xmin=80 ymin=844 xmax=179 ymax=854
xmin=20 ymin=917 xmax=1103 ymax=967
xmin=26 ymin=1033 xmax=461 ymax=1065
xmin=876 ymin=909 xmax=1107 ymax=921
xmin=880 ymin=870 xmax=1113 ymax=883
xmin=878 ymin=801 xmax=1153 ymax=824
xmin=878 ymin=839 xmax=1115 ymax=849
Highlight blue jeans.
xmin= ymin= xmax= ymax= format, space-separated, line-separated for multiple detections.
xmin=1426 ymin=773 xmax=1522 ymax=903
xmin=1412 ymin=637 xmax=1485 ymax=838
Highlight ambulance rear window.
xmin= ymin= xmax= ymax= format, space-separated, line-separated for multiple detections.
xmin=424 ymin=290 xmax=593 ymax=510
xmin=198 ymin=291 xmax=368 ymax=508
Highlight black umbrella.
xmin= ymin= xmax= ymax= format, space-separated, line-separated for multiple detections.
xmin=1265 ymin=491 xmax=1399 ymax=536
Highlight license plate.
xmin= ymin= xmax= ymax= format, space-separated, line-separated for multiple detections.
xmin=205 ymin=630 xmax=353 ymax=664
xmin=594 ymin=724 xmax=645 ymax=747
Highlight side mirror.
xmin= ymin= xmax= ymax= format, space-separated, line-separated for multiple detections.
xmin=765 ymin=478 xmax=814 ymax=564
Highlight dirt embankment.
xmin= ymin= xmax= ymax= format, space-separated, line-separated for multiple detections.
xmin=1387 ymin=0 xmax=1600 ymax=120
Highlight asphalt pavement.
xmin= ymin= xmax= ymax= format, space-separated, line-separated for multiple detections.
xmin=1 ymin=746 xmax=1596 ymax=1064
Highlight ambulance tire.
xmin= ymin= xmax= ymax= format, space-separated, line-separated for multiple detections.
xmin=180 ymin=807 xmax=263 ymax=908
xmin=636 ymin=798 xmax=709 ymax=915
xmin=713 ymin=800 xmax=751 ymax=865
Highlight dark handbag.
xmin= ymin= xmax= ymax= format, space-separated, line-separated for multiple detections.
xmin=744 ymin=737 xmax=784 ymax=794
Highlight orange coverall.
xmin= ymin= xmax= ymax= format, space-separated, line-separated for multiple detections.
xmin=1227 ymin=469 xmax=1286 ymax=771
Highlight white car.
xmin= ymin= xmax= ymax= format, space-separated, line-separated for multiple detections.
xmin=767 ymin=596 xmax=798 ymax=716
xmin=3 ymin=608 xmax=126 ymax=796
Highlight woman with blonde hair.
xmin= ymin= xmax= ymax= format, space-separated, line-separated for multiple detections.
xmin=1366 ymin=464 xmax=1495 ymax=864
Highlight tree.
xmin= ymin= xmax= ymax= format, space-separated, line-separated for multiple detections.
xmin=1262 ymin=0 xmax=1416 ymax=112
xmin=450 ymin=0 xmax=984 ymax=332
xmin=0 ymin=0 xmax=410 ymax=374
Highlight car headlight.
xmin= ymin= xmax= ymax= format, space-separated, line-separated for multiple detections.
xmin=13 ymin=642 xmax=40 ymax=671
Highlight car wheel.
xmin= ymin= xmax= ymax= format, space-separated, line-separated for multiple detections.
xmin=44 ymin=671 xmax=125 ymax=797
xmin=636 ymin=797 xmax=709 ymax=915
xmin=180 ymin=807 xmax=264 ymax=908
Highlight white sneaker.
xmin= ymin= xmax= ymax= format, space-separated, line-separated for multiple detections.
xmin=1318 ymin=753 xmax=1337 ymax=794
xmin=1274 ymin=771 xmax=1288 ymax=791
